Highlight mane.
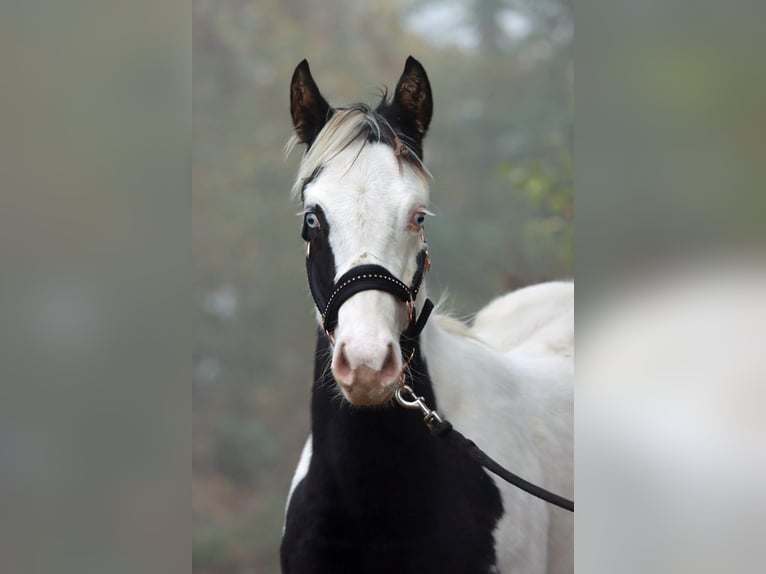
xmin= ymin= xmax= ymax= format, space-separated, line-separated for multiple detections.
xmin=286 ymin=102 xmax=431 ymax=200
xmin=434 ymin=314 xmax=475 ymax=339
xmin=430 ymin=292 xmax=485 ymax=343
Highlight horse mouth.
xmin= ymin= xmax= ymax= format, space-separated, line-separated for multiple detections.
xmin=333 ymin=348 xmax=402 ymax=406
xmin=338 ymin=383 xmax=397 ymax=407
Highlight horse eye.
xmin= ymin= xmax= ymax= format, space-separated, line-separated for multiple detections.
xmin=305 ymin=212 xmax=320 ymax=229
xmin=414 ymin=212 xmax=426 ymax=227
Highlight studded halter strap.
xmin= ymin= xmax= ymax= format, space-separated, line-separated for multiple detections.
xmin=305 ymin=242 xmax=434 ymax=344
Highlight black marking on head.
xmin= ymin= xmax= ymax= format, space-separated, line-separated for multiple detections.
xmin=300 ymin=164 xmax=324 ymax=202
xmin=326 ymin=101 xmax=428 ymax=176
xmin=290 ymin=60 xmax=333 ymax=148
xmin=302 ymin=205 xmax=336 ymax=312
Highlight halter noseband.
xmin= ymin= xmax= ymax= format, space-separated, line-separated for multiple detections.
xmin=305 ymin=242 xmax=434 ymax=351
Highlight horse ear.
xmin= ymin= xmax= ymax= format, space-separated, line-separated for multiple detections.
xmin=290 ymin=60 xmax=332 ymax=147
xmin=389 ymin=56 xmax=433 ymax=146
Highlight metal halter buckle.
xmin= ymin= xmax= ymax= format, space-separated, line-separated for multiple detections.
xmin=420 ymin=232 xmax=431 ymax=272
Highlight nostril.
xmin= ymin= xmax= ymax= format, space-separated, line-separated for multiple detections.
xmin=334 ymin=343 xmax=352 ymax=381
xmin=333 ymin=340 xmax=401 ymax=388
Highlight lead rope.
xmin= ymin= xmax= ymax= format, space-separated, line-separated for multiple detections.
xmin=395 ymin=384 xmax=575 ymax=513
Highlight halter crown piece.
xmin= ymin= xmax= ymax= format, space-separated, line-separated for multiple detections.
xmin=305 ymin=242 xmax=434 ymax=360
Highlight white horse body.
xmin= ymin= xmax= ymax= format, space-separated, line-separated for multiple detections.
xmin=422 ymin=284 xmax=573 ymax=574
xmin=473 ymin=282 xmax=574 ymax=357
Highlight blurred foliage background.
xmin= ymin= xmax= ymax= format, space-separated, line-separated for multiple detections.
xmin=193 ymin=0 xmax=572 ymax=571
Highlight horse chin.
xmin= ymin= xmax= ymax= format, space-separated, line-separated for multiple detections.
xmin=339 ymin=384 xmax=396 ymax=407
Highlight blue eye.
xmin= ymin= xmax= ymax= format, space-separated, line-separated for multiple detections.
xmin=305 ymin=212 xmax=320 ymax=229
xmin=414 ymin=212 xmax=426 ymax=227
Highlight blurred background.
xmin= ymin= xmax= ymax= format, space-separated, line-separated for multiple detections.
xmin=3 ymin=0 xmax=764 ymax=572
xmin=193 ymin=0 xmax=573 ymax=571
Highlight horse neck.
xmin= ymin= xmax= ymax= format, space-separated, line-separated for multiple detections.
xmin=418 ymin=297 xmax=527 ymax=425
xmin=309 ymin=330 xmax=440 ymax=495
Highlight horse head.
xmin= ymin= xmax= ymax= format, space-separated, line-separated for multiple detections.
xmin=289 ymin=57 xmax=433 ymax=406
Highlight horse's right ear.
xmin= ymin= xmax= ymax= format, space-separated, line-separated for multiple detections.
xmin=290 ymin=60 xmax=332 ymax=147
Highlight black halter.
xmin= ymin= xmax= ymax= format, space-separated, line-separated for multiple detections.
xmin=305 ymin=243 xmax=434 ymax=351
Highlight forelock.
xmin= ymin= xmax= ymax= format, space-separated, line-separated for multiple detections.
xmin=286 ymin=104 xmax=431 ymax=201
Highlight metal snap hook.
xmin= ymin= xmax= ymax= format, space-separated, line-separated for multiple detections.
xmin=394 ymin=384 xmax=421 ymax=409
xmin=394 ymin=384 xmax=443 ymax=427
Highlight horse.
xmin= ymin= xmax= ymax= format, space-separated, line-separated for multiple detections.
xmin=280 ymin=56 xmax=573 ymax=574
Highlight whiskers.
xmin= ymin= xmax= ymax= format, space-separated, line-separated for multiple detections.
xmin=313 ymin=342 xmax=412 ymax=411
xmin=315 ymin=346 xmax=334 ymax=379
xmin=313 ymin=345 xmax=335 ymax=388
xmin=313 ymin=344 xmax=354 ymax=410
xmin=402 ymin=357 xmax=428 ymax=390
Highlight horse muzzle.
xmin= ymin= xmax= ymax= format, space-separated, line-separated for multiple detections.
xmin=331 ymin=326 xmax=402 ymax=405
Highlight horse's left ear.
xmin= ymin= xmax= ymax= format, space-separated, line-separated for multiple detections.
xmin=388 ymin=56 xmax=433 ymax=148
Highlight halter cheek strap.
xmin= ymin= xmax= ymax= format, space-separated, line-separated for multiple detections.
xmin=305 ymin=244 xmax=434 ymax=343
